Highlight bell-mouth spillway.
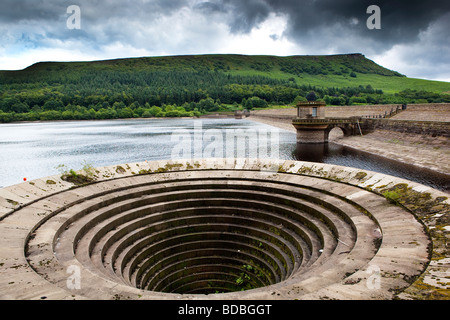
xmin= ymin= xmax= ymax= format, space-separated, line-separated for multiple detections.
xmin=0 ymin=159 xmax=447 ymax=300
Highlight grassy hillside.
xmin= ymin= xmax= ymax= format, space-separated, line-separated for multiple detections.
xmin=4 ymin=53 xmax=448 ymax=92
xmin=0 ymin=53 xmax=449 ymax=122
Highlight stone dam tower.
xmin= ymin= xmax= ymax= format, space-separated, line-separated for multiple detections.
xmin=292 ymin=101 xmax=329 ymax=144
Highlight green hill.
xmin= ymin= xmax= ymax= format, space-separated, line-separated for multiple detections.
xmin=5 ymin=53 xmax=402 ymax=75
xmin=0 ymin=53 xmax=449 ymax=122
xmin=4 ymin=53 xmax=449 ymax=92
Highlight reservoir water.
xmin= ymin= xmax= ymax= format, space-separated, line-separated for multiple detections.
xmin=0 ymin=118 xmax=448 ymax=191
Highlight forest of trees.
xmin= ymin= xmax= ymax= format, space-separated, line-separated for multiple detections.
xmin=1 ymin=60 xmax=449 ymax=123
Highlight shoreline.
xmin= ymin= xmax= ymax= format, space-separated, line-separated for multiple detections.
xmin=0 ymin=116 xmax=197 ymax=125
xmin=0 ymin=115 xmax=240 ymax=125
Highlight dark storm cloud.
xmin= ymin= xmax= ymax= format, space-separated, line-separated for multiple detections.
xmin=223 ymin=0 xmax=272 ymax=33
xmin=194 ymin=1 xmax=226 ymax=13
xmin=0 ymin=0 xmax=189 ymax=24
xmin=283 ymin=0 xmax=450 ymax=48
xmin=194 ymin=0 xmax=272 ymax=33
xmin=0 ymin=0 xmax=66 ymax=22
xmin=200 ymin=0 xmax=450 ymax=52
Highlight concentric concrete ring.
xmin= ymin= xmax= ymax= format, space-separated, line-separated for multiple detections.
xmin=0 ymin=159 xmax=444 ymax=300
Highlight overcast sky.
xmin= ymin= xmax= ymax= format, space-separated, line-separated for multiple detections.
xmin=1 ymin=0 xmax=449 ymax=81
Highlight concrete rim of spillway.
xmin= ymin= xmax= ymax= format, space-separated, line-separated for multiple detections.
xmin=0 ymin=158 xmax=447 ymax=300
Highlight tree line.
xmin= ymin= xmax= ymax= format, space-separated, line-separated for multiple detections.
xmin=1 ymin=68 xmax=449 ymax=123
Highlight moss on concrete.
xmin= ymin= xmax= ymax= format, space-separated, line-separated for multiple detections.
xmin=377 ymin=183 xmax=449 ymax=299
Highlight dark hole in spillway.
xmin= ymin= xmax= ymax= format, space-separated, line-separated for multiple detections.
xmin=47 ymin=173 xmax=375 ymax=295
